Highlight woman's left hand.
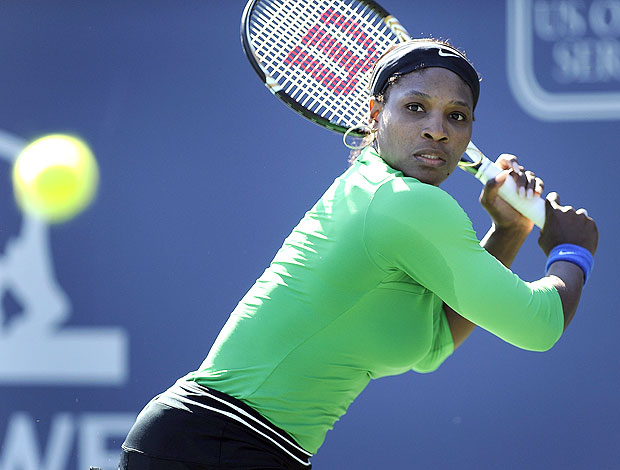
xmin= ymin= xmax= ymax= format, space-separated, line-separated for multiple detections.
xmin=479 ymin=153 xmax=543 ymax=233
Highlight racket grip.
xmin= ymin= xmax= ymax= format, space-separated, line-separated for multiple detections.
xmin=475 ymin=157 xmax=546 ymax=229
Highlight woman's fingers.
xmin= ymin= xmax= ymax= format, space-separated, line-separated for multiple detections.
xmin=496 ymin=153 xmax=518 ymax=170
xmin=576 ymin=208 xmax=589 ymax=217
xmin=495 ymin=153 xmax=543 ymax=198
xmin=534 ymin=176 xmax=544 ymax=196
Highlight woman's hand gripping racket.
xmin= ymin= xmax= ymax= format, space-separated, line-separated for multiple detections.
xmin=241 ymin=0 xmax=546 ymax=228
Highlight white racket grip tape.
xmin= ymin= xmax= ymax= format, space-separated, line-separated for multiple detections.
xmin=465 ymin=144 xmax=546 ymax=228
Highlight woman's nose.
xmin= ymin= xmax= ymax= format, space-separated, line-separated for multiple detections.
xmin=421 ymin=115 xmax=448 ymax=142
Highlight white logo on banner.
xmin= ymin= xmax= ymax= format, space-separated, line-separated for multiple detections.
xmin=0 ymin=412 xmax=136 ymax=470
xmin=507 ymin=0 xmax=620 ymax=120
xmin=0 ymin=129 xmax=128 ymax=385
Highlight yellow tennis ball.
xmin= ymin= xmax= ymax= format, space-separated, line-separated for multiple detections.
xmin=12 ymin=134 xmax=99 ymax=223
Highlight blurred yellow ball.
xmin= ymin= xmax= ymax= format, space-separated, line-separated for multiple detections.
xmin=12 ymin=134 xmax=99 ymax=223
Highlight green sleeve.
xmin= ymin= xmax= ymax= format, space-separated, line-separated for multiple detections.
xmin=364 ymin=178 xmax=564 ymax=352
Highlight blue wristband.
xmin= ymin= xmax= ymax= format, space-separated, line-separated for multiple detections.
xmin=545 ymin=243 xmax=594 ymax=284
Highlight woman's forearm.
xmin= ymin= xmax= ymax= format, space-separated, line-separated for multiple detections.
xmin=545 ymin=261 xmax=584 ymax=330
xmin=480 ymin=223 xmax=530 ymax=268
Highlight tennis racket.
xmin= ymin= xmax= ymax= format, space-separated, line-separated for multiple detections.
xmin=241 ymin=0 xmax=546 ymax=228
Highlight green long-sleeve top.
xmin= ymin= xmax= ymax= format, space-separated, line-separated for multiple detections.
xmin=186 ymin=146 xmax=563 ymax=453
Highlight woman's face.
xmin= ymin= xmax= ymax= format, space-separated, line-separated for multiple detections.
xmin=370 ymin=67 xmax=474 ymax=186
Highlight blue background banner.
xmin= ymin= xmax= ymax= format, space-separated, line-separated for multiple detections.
xmin=1 ymin=1 xmax=618 ymax=469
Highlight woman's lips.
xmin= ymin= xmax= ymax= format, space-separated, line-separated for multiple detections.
xmin=413 ymin=152 xmax=446 ymax=167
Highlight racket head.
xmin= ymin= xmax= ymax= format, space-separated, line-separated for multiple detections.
xmin=241 ymin=0 xmax=410 ymax=136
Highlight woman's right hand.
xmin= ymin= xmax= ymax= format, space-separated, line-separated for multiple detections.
xmin=538 ymin=192 xmax=599 ymax=256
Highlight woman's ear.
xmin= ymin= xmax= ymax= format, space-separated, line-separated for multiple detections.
xmin=369 ymin=98 xmax=383 ymax=124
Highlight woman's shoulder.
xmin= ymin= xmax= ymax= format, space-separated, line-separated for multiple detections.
xmin=362 ymin=177 xmax=472 ymax=244
xmin=347 ymin=148 xmax=467 ymax=222
xmin=373 ymin=176 xmax=460 ymax=211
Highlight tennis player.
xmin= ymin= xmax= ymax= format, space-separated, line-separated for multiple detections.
xmin=119 ymin=39 xmax=598 ymax=469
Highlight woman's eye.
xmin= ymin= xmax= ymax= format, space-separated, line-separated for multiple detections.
xmin=406 ymin=104 xmax=424 ymax=112
xmin=450 ymin=112 xmax=466 ymax=121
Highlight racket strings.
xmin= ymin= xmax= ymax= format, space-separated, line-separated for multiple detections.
xmin=248 ymin=0 xmax=403 ymax=129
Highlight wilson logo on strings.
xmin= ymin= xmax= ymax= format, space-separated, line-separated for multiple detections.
xmin=283 ymin=8 xmax=382 ymax=96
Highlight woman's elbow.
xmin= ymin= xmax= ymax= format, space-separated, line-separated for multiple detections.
xmin=516 ymin=328 xmax=563 ymax=352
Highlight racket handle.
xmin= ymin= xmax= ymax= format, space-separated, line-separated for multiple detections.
xmin=465 ymin=144 xmax=546 ymax=229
